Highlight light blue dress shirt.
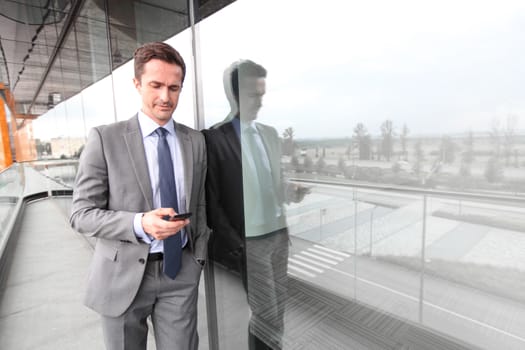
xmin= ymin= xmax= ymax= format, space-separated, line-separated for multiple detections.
xmin=233 ymin=118 xmax=282 ymax=237
xmin=133 ymin=111 xmax=187 ymax=253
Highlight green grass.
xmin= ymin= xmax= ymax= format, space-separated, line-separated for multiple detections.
xmin=377 ymin=255 xmax=525 ymax=304
xmin=433 ymin=210 xmax=525 ymax=232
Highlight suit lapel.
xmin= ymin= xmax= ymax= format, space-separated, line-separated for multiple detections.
xmin=222 ymin=122 xmax=241 ymax=163
xmin=124 ymin=115 xmax=154 ymax=210
xmin=175 ymin=122 xmax=193 ymax=212
xmin=256 ymin=123 xmax=281 ymax=187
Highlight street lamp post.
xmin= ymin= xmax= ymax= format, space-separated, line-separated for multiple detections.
xmin=319 ymin=208 xmax=326 ymax=241
xmin=369 ymin=206 xmax=376 ymax=256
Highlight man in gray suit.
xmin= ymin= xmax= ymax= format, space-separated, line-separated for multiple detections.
xmin=70 ymin=42 xmax=208 ymax=350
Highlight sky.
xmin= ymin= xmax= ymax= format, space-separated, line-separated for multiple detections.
xmin=198 ymin=0 xmax=525 ymax=139
xmin=33 ymin=0 xmax=525 ymax=141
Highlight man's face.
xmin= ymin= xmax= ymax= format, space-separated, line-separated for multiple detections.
xmin=133 ymin=58 xmax=183 ymax=125
xmin=239 ymin=77 xmax=266 ymax=121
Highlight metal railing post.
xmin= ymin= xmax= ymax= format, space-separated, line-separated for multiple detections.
xmin=419 ymin=194 xmax=428 ymax=323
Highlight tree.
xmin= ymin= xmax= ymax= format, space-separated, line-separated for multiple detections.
xmin=303 ymin=155 xmax=314 ymax=173
xmin=360 ymin=135 xmax=372 ymax=160
xmin=503 ymin=114 xmax=518 ymax=167
xmin=316 ymin=157 xmax=326 ymax=174
xmin=337 ymin=157 xmax=346 ymax=173
xmin=345 ymin=143 xmax=352 ymax=160
xmin=354 ymin=123 xmax=367 ymax=138
xmin=35 ymin=139 xmax=52 ymax=157
xmin=413 ymin=140 xmax=425 ymax=176
xmin=459 ymin=131 xmax=474 ymax=177
xmin=400 ymin=123 xmax=409 ymax=160
xmin=353 ymin=123 xmax=371 ymax=160
xmin=439 ymin=136 xmax=457 ymax=164
xmin=290 ymin=155 xmax=299 ymax=171
xmin=282 ymin=127 xmax=295 ymax=156
xmin=380 ymin=120 xmax=394 ymax=161
xmin=489 ymin=117 xmax=502 ymax=159
xmin=485 ymin=156 xmax=504 ymax=183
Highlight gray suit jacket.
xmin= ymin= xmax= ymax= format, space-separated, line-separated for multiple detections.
xmin=70 ymin=115 xmax=208 ymax=317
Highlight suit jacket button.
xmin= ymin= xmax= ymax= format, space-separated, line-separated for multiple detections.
xmin=139 ymin=258 xmax=145 ymax=264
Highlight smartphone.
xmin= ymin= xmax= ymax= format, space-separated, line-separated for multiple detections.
xmin=169 ymin=212 xmax=192 ymax=221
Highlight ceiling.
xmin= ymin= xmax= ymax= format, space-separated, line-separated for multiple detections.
xmin=0 ymin=0 xmax=234 ymax=118
xmin=1 ymin=0 xmax=86 ymax=116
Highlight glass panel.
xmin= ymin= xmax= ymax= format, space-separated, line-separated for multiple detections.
xmin=38 ymin=102 xmax=68 ymax=157
xmin=81 ymin=75 xmax=116 ymax=130
xmin=196 ymin=0 xmax=236 ymax=22
xmin=112 ymin=59 xmax=138 ymax=121
xmin=108 ymin=0 xmax=190 ymax=70
xmin=76 ymin=0 xmax=111 ymax=86
xmin=165 ymin=32 xmax=197 ymax=128
xmin=0 ymin=1 xmax=69 ymax=26
xmin=200 ymin=0 xmax=525 ymax=349
xmin=0 ymin=163 xmax=23 ymax=248
xmin=33 ymin=94 xmax=84 ymax=187
xmin=13 ymin=2 xmax=74 ymax=115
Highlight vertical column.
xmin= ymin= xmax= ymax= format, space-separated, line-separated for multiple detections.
xmin=189 ymin=0 xmax=205 ymax=130
xmin=188 ymin=2 xmax=219 ymax=349
xmin=0 ymin=96 xmax=13 ymax=170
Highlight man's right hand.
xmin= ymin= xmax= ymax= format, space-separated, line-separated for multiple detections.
xmin=141 ymin=208 xmax=189 ymax=241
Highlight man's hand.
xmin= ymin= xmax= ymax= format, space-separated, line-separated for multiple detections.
xmin=141 ymin=208 xmax=190 ymax=241
xmin=288 ymin=183 xmax=311 ymax=203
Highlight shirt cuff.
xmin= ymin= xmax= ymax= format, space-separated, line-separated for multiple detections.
xmin=134 ymin=213 xmax=152 ymax=244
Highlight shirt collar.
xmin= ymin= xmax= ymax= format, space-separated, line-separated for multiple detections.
xmin=138 ymin=111 xmax=176 ymax=138
xmin=232 ymin=117 xmax=257 ymax=139
xmin=240 ymin=118 xmax=257 ymax=133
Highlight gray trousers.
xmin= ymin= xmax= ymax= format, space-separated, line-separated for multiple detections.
xmin=101 ymin=249 xmax=202 ymax=350
xmin=246 ymin=228 xmax=289 ymax=350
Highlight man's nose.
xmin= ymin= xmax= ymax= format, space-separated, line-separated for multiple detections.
xmin=159 ymin=87 xmax=170 ymax=101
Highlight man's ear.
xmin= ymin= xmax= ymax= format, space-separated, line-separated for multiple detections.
xmin=133 ymin=77 xmax=141 ymax=91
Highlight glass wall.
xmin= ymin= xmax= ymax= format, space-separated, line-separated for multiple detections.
xmin=199 ymin=0 xmax=525 ymax=349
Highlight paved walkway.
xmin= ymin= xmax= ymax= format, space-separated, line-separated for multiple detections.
xmin=0 ymin=198 xmax=104 ymax=349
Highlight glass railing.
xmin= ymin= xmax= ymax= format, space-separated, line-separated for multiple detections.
xmin=0 ymin=160 xmax=77 ymax=253
xmin=29 ymin=159 xmax=78 ymax=189
xmin=0 ymin=164 xmax=24 ymax=253
xmin=285 ymin=178 xmax=525 ymax=350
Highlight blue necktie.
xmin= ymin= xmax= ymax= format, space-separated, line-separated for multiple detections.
xmin=156 ymin=127 xmax=182 ymax=279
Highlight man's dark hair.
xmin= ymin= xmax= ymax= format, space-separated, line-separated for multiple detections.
xmin=134 ymin=42 xmax=186 ymax=83
xmin=231 ymin=60 xmax=267 ymax=102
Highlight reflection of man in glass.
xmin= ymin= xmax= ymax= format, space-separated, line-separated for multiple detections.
xmin=204 ymin=60 xmax=308 ymax=350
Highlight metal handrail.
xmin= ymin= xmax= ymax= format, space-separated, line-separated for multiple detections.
xmin=290 ymin=176 xmax=525 ymax=206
